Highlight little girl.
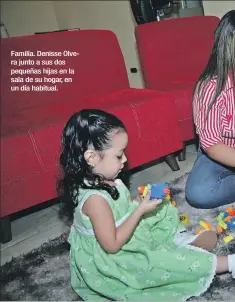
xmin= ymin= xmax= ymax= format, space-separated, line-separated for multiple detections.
xmin=58 ymin=109 xmax=235 ymax=301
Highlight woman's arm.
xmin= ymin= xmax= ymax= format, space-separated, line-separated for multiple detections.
xmin=83 ymin=193 xmax=161 ymax=254
xmin=206 ymin=143 xmax=235 ymax=167
xmin=194 ymin=82 xmax=235 ymax=167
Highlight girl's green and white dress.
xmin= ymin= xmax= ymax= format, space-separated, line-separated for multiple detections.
xmin=68 ymin=179 xmax=216 ymax=301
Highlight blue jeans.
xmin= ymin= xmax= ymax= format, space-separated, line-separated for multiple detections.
xmin=185 ymin=149 xmax=235 ymax=209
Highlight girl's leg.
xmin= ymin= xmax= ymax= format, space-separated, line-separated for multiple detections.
xmin=189 ymin=230 xmax=235 ymax=276
xmin=216 ymin=256 xmax=229 ymax=274
xmin=185 ymin=151 xmax=235 ymax=208
xmin=217 ymin=254 xmax=235 ymax=276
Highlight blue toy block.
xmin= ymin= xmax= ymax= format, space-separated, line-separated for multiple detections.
xmin=222 ymin=212 xmax=235 ymax=230
xmin=226 ymin=217 xmax=235 ymax=230
xmin=149 ymin=183 xmax=169 ymax=200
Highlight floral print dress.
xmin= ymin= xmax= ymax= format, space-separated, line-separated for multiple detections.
xmin=68 ymin=179 xmax=216 ymax=301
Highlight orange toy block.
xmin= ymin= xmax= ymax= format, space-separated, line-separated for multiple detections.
xmin=196 ymin=228 xmax=202 ymax=235
xmin=163 ymin=189 xmax=170 ymax=195
xmin=226 ymin=208 xmax=235 ymax=216
xmin=226 ymin=207 xmax=233 ymax=214
xmin=224 ymin=216 xmax=232 ymax=222
xmin=217 ymin=226 xmax=223 ymax=233
xmin=138 ymin=186 xmax=145 ymax=195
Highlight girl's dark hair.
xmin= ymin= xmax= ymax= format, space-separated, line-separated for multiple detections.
xmin=57 ymin=109 xmax=129 ymax=219
xmin=194 ymin=10 xmax=235 ymax=111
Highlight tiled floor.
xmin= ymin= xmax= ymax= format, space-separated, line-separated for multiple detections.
xmin=0 ymin=144 xmax=197 ymax=266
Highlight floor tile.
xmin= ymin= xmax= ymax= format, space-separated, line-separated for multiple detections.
xmin=1 ymin=221 xmax=69 ymax=265
xmin=1 ymin=207 xmax=59 ymax=250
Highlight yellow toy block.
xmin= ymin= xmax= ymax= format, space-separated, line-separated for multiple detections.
xmin=143 ymin=186 xmax=149 ymax=197
xmin=217 ymin=213 xmax=224 ymax=223
xmin=223 ymin=235 xmax=233 ymax=243
xmin=140 ymin=184 xmax=151 ymax=197
xmin=166 ymin=195 xmax=171 ymax=200
xmin=218 ymin=220 xmax=227 ymax=230
xmin=199 ymin=221 xmax=212 ymax=230
xmin=180 ymin=214 xmax=189 ymax=225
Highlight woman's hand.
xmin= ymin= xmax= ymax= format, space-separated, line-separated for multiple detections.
xmin=206 ymin=143 xmax=235 ymax=167
xmin=138 ymin=191 xmax=163 ymax=215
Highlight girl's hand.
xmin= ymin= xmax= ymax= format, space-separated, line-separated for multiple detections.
xmin=131 ymin=195 xmax=142 ymax=203
xmin=138 ymin=191 xmax=163 ymax=215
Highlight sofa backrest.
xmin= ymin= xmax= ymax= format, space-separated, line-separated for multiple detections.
xmin=1 ymin=30 xmax=130 ymax=112
xmin=135 ymin=16 xmax=220 ymax=89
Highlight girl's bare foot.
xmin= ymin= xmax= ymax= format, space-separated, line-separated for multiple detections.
xmin=190 ymin=230 xmax=217 ymax=251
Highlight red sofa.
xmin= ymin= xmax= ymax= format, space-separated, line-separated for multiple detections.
xmin=0 ymin=30 xmax=183 ymax=243
xmin=135 ymin=16 xmax=220 ymax=160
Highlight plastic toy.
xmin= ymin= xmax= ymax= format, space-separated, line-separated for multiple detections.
xmin=217 ymin=225 xmax=224 ymax=233
xmin=217 ymin=207 xmax=235 ymax=232
xmin=196 ymin=221 xmax=213 ymax=234
xmin=200 ymin=221 xmax=213 ymax=230
xmin=179 ymin=214 xmax=189 ymax=225
xmin=223 ymin=234 xmax=233 ymax=243
xmin=138 ymin=182 xmax=170 ymax=200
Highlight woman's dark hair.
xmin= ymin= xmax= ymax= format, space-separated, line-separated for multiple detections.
xmin=194 ymin=10 xmax=235 ymax=111
xmin=57 ymin=109 xmax=129 ymax=219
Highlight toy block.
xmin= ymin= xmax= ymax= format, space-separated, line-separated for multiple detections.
xmin=217 ymin=208 xmax=235 ymax=231
xmin=196 ymin=228 xmax=202 ymax=235
xmin=218 ymin=220 xmax=228 ymax=230
xmin=226 ymin=207 xmax=233 ymax=214
xmin=226 ymin=217 xmax=235 ymax=230
xmin=180 ymin=214 xmax=189 ymax=225
xmin=138 ymin=183 xmax=170 ymax=200
xmin=199 ymin=221 xmax=212 ymax=230
xmin=163 ymin=188 xmax=170 ymax=195
xmin=223 ymin=235 xmax=233 ymax=243
xmin=224 ymin=216 xmax=232 ymax=222
xmin=138 ymin=186 xmax=145 ymax=195
xmin=143 ymin=185 xmax=151 ymax=197
xmin=217 ymin=226 xmax=223 ymax=233
xmin=150 ymin=183 xmax=170 ymax=199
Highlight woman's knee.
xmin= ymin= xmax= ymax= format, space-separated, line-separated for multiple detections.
xmin=185 ymin=190 xmax=213 ymax=209
xmin=185 ymin=153 xmax=234 ymax=208
xmin=185 ymin=176 xmax=216 ymax=209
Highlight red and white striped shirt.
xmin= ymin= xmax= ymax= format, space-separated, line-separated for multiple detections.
xmin=193 ymin=75 xmax=235 ymax=150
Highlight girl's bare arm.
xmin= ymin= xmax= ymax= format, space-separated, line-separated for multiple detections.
xmin=82 ymin=195 xmax=143 ymax=253
xmin=83 ymin=193 xmax=161 ymax=254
